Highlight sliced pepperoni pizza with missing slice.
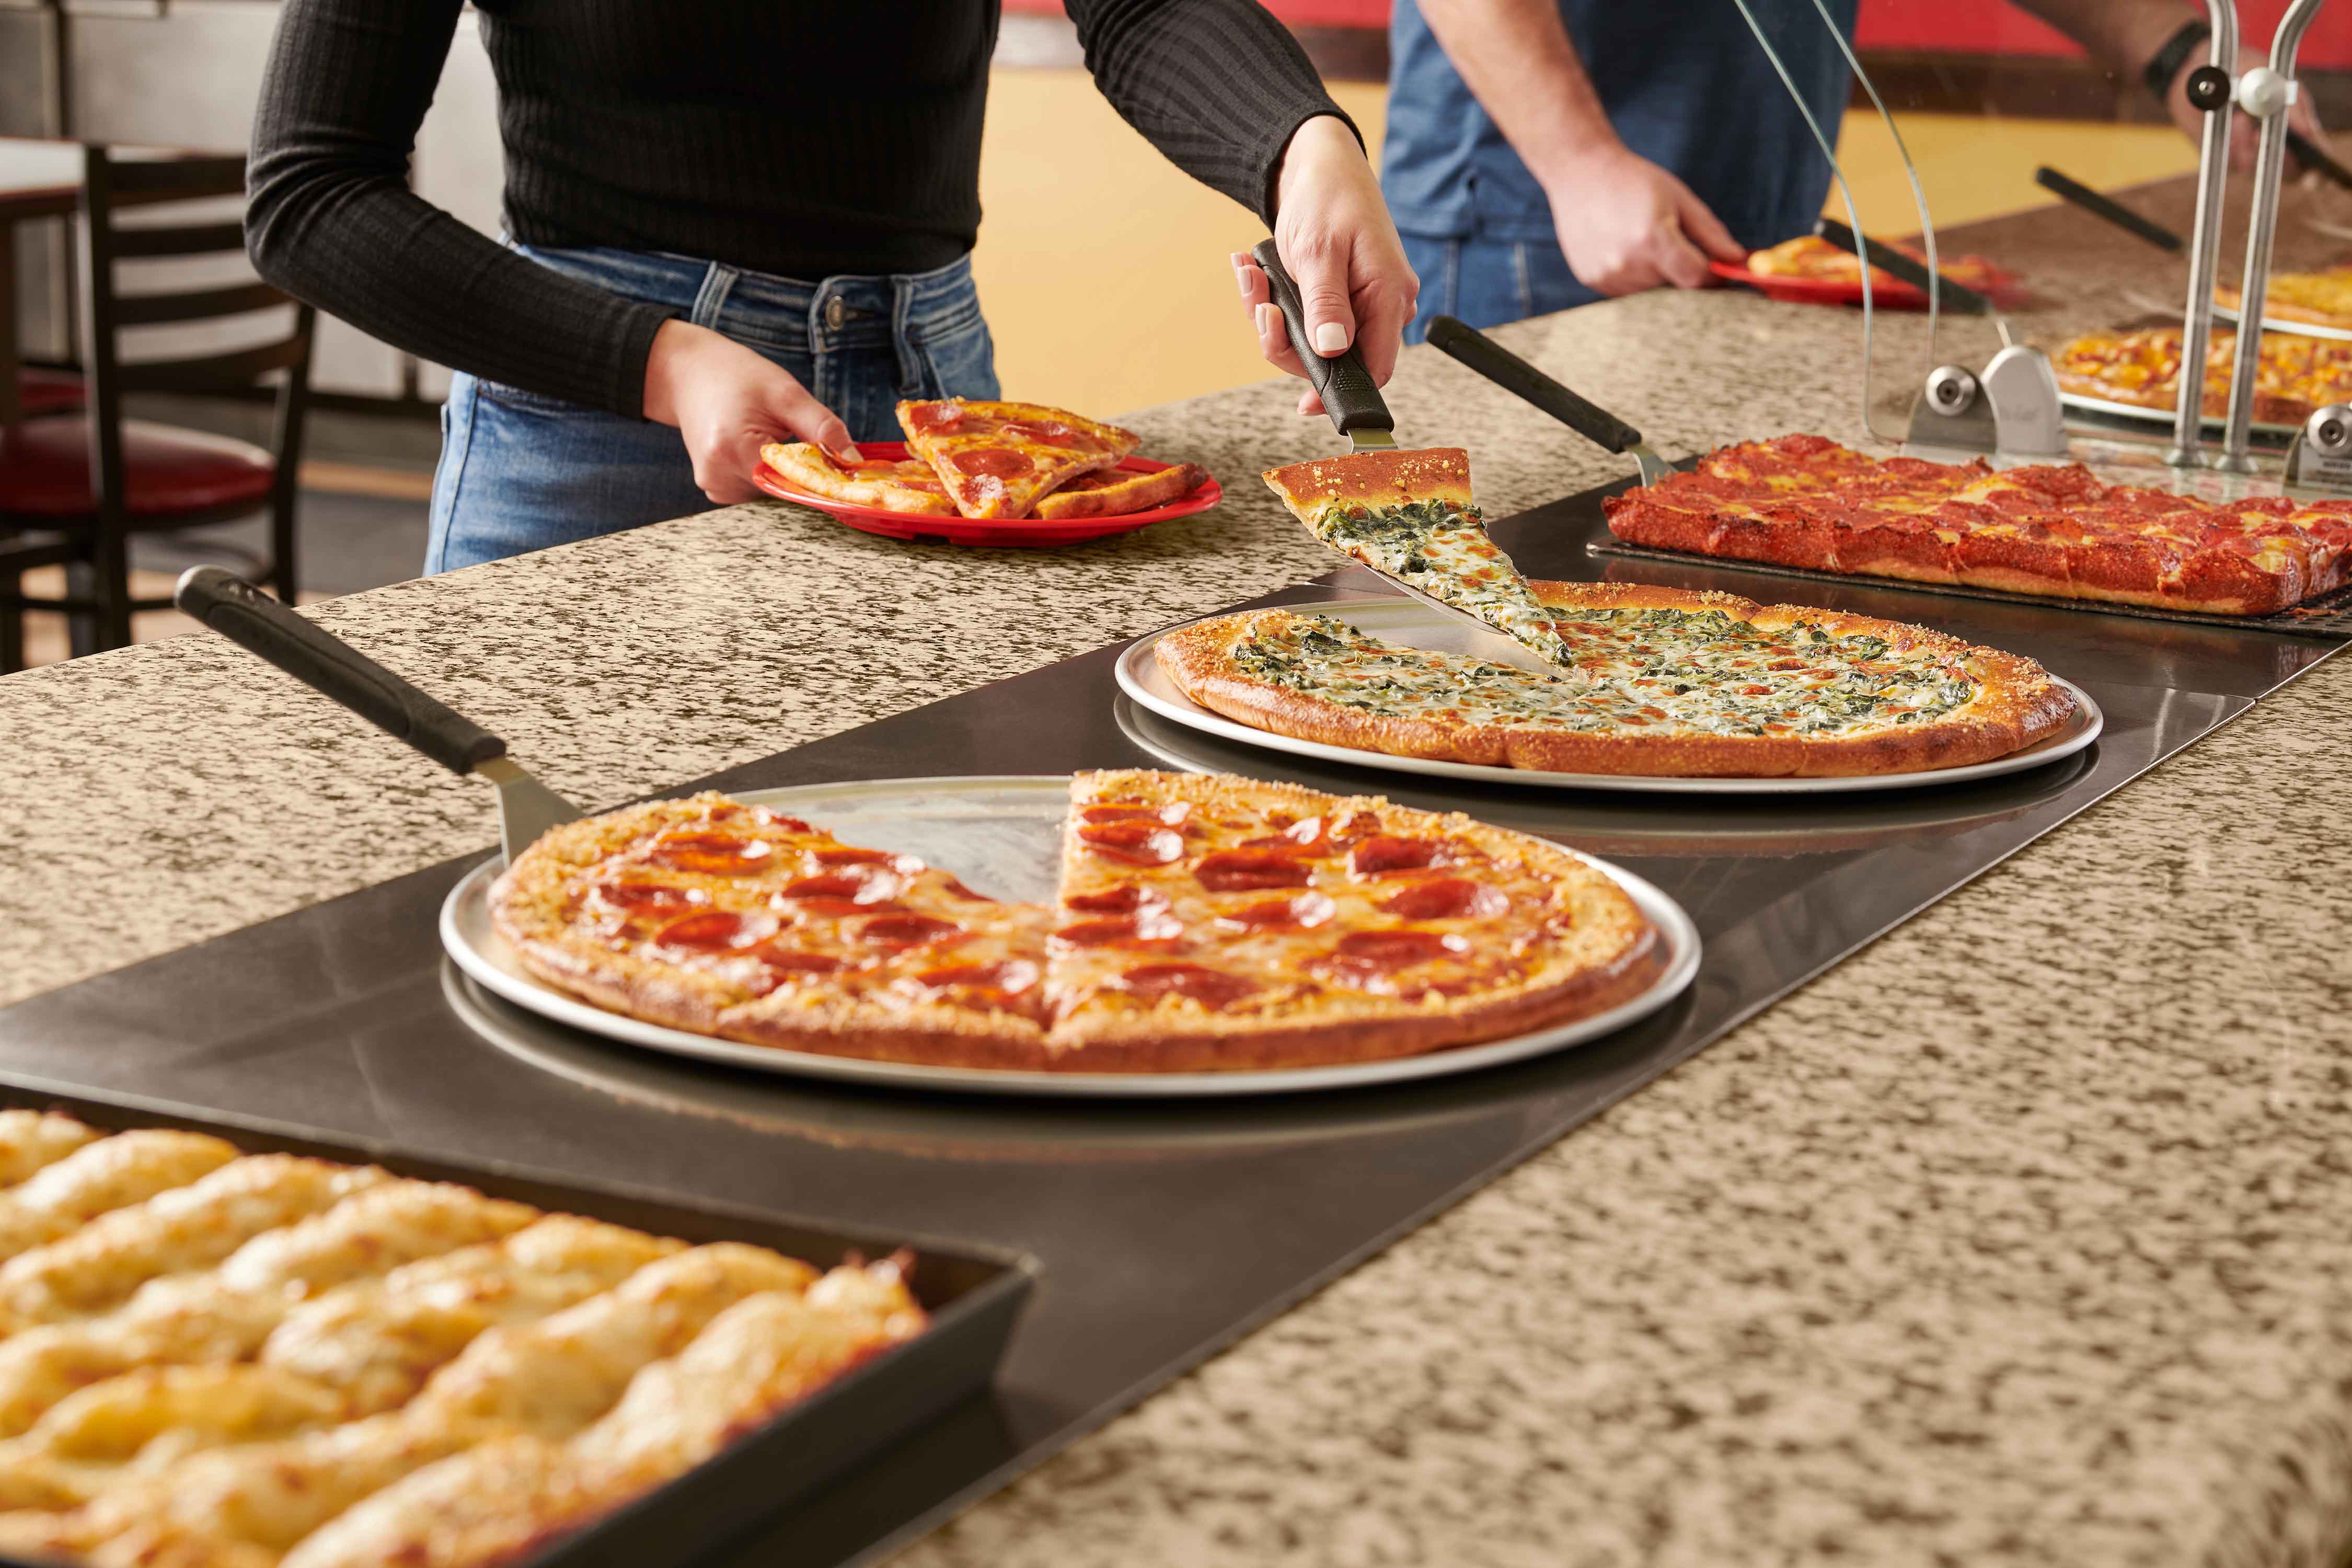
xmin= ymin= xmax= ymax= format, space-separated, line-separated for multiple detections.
xmin=489 ymin=793 xmax=1054 ymax=1069
xmin=1044 ymin=770 xmax=1660 ymax=1071
xmin=488 ymin=772 xmax=1663 ymax=1074
xmin=897 ymin=399 xmax=1139 ymax=520
xmin=758 ymin=442 xmax=956 ymax=516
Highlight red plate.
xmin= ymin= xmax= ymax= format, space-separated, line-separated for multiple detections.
xmin=1709 ymin=259 xmax=2026 ymax=311
xmin=752 ymin=441 xmax=1223 ymax=547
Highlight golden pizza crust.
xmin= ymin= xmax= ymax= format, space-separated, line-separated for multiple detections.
xmin=757 ymin=443 xmax=954 ymax=516
xmin=896 ymin=399 xmax=1138 ymax=520
xmin=1153 ymin=582 xmax=2076 ymax=779
xmin=1261 ymin=446 xmax=1472 ymax=514
xmin=1031 ymin=462 xmax=1206 ymax=520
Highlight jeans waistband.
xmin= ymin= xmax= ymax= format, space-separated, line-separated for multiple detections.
xmin=507 ymin=240 xmax=981 ymax=350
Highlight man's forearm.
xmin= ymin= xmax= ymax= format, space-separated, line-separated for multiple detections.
xmin=2007 ymin=0 xmax=2203 ymax=79
xmin=1414 ymin=0 xmax=1616 ymax=190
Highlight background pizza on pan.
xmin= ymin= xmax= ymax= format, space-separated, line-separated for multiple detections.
xmin=2054 ymin=324 xmax=2352 ymax=426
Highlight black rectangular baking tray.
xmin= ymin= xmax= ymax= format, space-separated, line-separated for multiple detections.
xmin=0 ymin=1073 xmax=1036 ymax=1568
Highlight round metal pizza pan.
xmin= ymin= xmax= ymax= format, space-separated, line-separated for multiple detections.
xmin=1114 ymin=600 xmax=2104 ymax=795
xmin=2059 ymin=389 xmax=2299 ymax=440
xmin=439 ymin=775 xmax=1701 ymax=1100
xmin=2208 ymin=302 xmax=2352 ymax=344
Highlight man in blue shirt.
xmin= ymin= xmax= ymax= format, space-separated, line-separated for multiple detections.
xmin=1385 ymin=0 xmax=2309 ymax=338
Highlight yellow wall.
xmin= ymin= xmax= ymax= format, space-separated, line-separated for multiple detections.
xmin=971 ymin=73 xmax=2195 ymax=418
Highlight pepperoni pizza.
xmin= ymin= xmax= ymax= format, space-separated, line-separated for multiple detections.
xmin=758 ymin=445 xmax=955 ymax=515
xmin=489 ymin=771 xmax=1660 ymax=1074
xmin=1603 ymin=433 xmax=2352 ymax=614
xmin=896 ymin=399 xmax=1138 ymax=518
xmin=1745 ymin=235 xmax=2004 ymax=293
xmin=2054 ymin=324 xmax=2352 ymax=426
xmin=2214 ymin=263 xmax=2352 ymax=331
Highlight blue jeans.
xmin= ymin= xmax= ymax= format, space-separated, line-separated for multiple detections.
xmin=1399 ymin=231 xmax=1595 ymax=344
xmin=425 ymin=246 xmax=999 ymax=573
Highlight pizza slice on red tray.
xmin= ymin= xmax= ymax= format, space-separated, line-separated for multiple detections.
xmin=490 ymin=793 xmax=1053 ymax=1068
xmin=1043 ymin=769 xmax=1659 ymax=1072
xmin=758 ymin=443 xmax=955 ymax=515
xmin=896 ymin=399 xmax=1139 ymax=520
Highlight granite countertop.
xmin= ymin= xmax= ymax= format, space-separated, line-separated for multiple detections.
xmin=6 ymin=183 xmax=2352 ymax=1565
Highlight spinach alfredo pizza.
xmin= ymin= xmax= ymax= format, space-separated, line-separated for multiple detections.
xmin=1154 ymin=582 xmax=2076 ymax=778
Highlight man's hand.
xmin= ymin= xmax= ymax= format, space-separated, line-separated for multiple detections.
xmin=1232 ymin=114 xmax=1419 ymax=418
xmin=1545 ymin=142 xmax=1746 ymax=297
xmin=2161 ymin=54 xmax=2328 ymax=175
xmin=641 ymin=319 xmax=858 ymax=505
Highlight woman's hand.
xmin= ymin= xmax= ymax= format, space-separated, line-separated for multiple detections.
xmin=1233 ymin=114 xmax=1419 ymax=417
xmin=642 ymin=319 xmax=859 ymax=505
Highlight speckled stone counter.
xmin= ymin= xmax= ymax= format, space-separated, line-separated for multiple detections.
xmin=6 ymin=185 xmax=2351 ymax=1567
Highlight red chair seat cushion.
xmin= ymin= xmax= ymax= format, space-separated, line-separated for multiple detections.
xmin=0 ymin=417 xmax=275 ymax=519
xmin=16 ymin=370 xmax=86 ymax=416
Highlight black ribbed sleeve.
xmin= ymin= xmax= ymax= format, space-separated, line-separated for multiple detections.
xmin=245 ymin=1 xmax=1347 ymax=417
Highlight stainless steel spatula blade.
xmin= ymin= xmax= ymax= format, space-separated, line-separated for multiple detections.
xmin=174 ymin=567 xmax=584 ymax=863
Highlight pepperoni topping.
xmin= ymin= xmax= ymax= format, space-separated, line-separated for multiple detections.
xmin=999 ymin=419 xmax=1098 ymax=449
xmin=752 ymin=810 xmax=813 ymax=833
xmin=778 ymin=896 xmax=905 ymax=919
xmin=949 ymin=447 xmax=1033 ymax=479
xmin=1378 ymin=878 xmax=1507 ymax=921
xmin=1313 ymin=928 xmax=1469 ymax=979
xmin=781 ymin=867 xmax=899 ymax=904
xmin=1346 ymin=836 xmax=1448 ymax=878
xmin=1064 ymin=884 xmax=1166 ymax=915
xmin=855 ymin=913 xmax=962 ymax=949
xmin=1081 ymin=802 xmax=1189 ymax=827
xmin=813 ymin=847 xmax=902 ymax=868
xmin=1078 ymin=821 xmax=1186 ymax=865
xmin=587 ymin=882 xmax=707 ymax=921
xmin=653 ymin=910 xmax=779 ymax=953
xmin=1215 ymin=892 xmax=1336 ymax=931
xmin=1241 ymin=815 xmax=1333 ymax=854
xmin=1053 ymin=909 xmax=1185 ymax=948
xmin=650 ymin=833 xmax=779 ymax=875
xmin=1112 ymin=963 xmax=1259 ymax=1010
xmin=908 ymin=958 xmax=1040 ymax=996
xmin=904 ymin=401 xmax=964 ymax=434
xmin=751 ymin=949 xmax=846 ymax=981
xmin=1193 ymin=849 xmax=1313 ymax=892
xmin=939 ymin=877 xmax=995 ymax=902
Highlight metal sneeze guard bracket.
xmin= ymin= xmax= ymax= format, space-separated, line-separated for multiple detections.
xmin=2170 ymin=2 xmax=2241 ymax=467
xmin=2219 ymin=0 xmax=2330 ymax=472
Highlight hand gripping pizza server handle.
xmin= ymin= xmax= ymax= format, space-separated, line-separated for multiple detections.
xmin=1424 ymin=315 xmax=1672 ymax=486
xmin=1250 ymin=243 xmax=1553 ymax=675
xmin=173 ymin=567 xmax=581 ymax=863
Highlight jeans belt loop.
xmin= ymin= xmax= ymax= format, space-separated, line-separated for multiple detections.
xmin=889 ymin=278 xmax=922 ymax=395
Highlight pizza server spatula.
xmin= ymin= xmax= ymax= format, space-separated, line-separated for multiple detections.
xmin=1250 ymin=241 xmax=1554 ymax=674
xmin=174 ymin=567 xmax=580 ymax=863
xmin=1423 ymin=315 xmax=1673 ymax=486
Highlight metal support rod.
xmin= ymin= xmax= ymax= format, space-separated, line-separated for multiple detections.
xmin=2219 ymin=0 xmax=2329 ymax=472
xmin=2169 ymin=1 xmax=2238 ymax=468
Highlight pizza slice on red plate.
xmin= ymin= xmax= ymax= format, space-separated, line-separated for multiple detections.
xmin=896 ymin=399 xmax=1139 ymax=520
xmin=1031 ymin=462 xmax=1206 ymax=521
xmin=758 ymin=442 xmax=955 ymax=516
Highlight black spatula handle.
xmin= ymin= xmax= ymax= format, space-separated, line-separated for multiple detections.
xmin=1249 ymin=239 xmax=1393 ymax=440
xmin=1816 ymin=218 xmax=1992 ymax=316
xmin=1425 ymin=315 xmax=1644 ymax=454
xmin=2032 ymin=167 xmax=2182 ymax=252
xmin=174 ymin=567 xmax=505 ymax=776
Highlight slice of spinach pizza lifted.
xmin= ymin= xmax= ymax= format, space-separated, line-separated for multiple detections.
xmin=1262 ymin=447 xmax=1572 ymax=670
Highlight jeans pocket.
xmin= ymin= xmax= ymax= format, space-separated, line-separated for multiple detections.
xmin=914 ymin=314 xmax=1000 ymax=401
xmin=470 ymin=377 xmax=596 ymax=418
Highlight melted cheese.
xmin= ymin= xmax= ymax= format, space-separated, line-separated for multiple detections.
xmin=1234 ymin=610 xmax=1977 ymax=740
xmin=1305 ymin=497 xmax=1574 ymax=666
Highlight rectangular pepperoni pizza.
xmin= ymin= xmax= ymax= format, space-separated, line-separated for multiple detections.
xmin=1602 ymin=434 xmax=2352 ymax=615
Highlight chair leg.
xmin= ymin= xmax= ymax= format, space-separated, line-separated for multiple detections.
xmin=64 ymin=559 xmax=99 ymax=660
xmin=0 ymin=571 xmax=21 ymax=675
xmin=270 ymin=491 xmax=298 ymax=603
xmin=90 ymin=518 xmax=133 ymax=652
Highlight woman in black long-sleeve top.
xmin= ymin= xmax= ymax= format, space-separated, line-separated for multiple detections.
xmin=247 ymin=1 xmax=1416 ymax=572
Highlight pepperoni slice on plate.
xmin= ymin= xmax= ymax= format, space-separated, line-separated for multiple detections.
xmin=1081 ymin=802 xmax=1189 ymax=827
xmin=1311 ymin=928 xmax=1469 ymax=981
xmin=653 ymin=910 xmax=780 ymax=953
xmin=855 ymin=913 xmax=963 ymax=949
xmin=1192 ymin=849 xmax=1312 ymax=892
xmin=950 ymin=447 xmax=1033 ymax=479
xmin=1078 ymin=821 xmax=1186 ymax=865
xmin=1111 ymin=963 xmax=1259 ymax=1010
xmin=1215 ymin=891 xmax=1337 ymax=931
xmin=909 ymin=958 xmax=1041 ymax=996
xmin=1241 ymin=815 xmax=1334 ymax=854
xmin=650 ymin=833 xmax=781 ymax=876
xmin=1378 ymin=878 xmax=1507 ymax=921
xmin=749 ymin=948 xmax=846 ymax=987
xmin=813 ymin=847 xmax=903 ymax=868
xmin=781 ymin=867 xmax=899 ymax=903
xmin=587 ymin=882 xmax=708 ymax=924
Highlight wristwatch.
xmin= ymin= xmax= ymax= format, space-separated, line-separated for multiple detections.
xmin=2145 ymin=18 xmax=2213 ymax=103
